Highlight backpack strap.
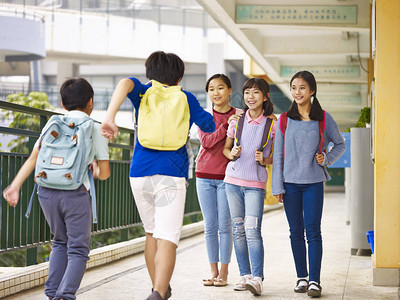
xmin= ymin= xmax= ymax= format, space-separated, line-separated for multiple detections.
xmin=256 ymin=117 xmax=274 ymax=168
xmin=25 ymin=183 xmax=38 ymax=219
xmin=280 ymin=112 xmax=288 ymax=162
xmin=279 ymin=112 xmax=288 ymax=135
xmin=233 ymin=114 xmax=245 ymax=147
xmin=318 ymin=110 xmax=326 ymax=154
xmin=232 ymin=114 xmax=245 ymax=161
xmin=26 ymin=169 xmax=98 ymax=224
xmin=258 ymin=117 xmax=274 ymax=152
xmin=88 ymin=168 xmax=98 ymax=224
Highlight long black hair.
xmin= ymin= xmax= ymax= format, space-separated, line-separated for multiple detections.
xmin=287 ymin=71 xmax=324 ymax=121
xmin=241 ymin=77 xmax=274 ymax=116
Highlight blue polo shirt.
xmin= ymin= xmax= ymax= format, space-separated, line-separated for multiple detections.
xmin=127 ymin=77 xmax=215 ymax=179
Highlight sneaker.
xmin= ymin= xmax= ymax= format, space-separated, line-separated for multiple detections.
xmin=307 ymin=282 xmax=322 ymax=298
xmin=151 ymin=285 xmax=172 ymax=300
xmin=245 ymin=278 xmax=263 ymax=296
xmin=234 ymin=276 xmax=249 ymax=291
xmin=146 ymin=291 xmax=163 ymax=300
xmin=165 ymin=285 xmax=172 ymax=300
xmin=294 ymin=279 xmax=309 ymax=293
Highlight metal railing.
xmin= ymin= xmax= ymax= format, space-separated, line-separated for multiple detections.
xmin=0 ymin=5 xmax=45 ymax=22
xmin=0 ymin=84 xmax=207 ymax=111
xmin=0 ymin=100 xmax=201 ymax=264
xmin=0 ymin=1 xmax=216 ymax=29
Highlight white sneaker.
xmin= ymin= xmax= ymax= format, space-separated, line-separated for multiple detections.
xmin=233 ymin=276 xmax=249 ymax=291
xmin=245 ymin=278 xmax=263 ymax=296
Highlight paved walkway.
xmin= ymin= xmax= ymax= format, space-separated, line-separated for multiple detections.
xmin=5 ymin=193 xmax=399 ymax=299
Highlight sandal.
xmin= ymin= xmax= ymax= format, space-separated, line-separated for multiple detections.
xmin=294 ymin=279 xmax=309 ymax=293
xmin=203 ymin=278 xmax=215 ymax=286
xmin=213 ymin=278 xmax=227 ymax=287
xmin=307 ymin=282 xmax=322 ymax=298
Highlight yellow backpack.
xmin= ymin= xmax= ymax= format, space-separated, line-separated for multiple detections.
xmin=137 ymin=80 xmax=190 ymax=151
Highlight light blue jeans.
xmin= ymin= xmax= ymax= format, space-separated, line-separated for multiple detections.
xmin=225 ymin=183 xmax=265 ymax=278
xmin=196 ymin=178 xmax=232 ymax=264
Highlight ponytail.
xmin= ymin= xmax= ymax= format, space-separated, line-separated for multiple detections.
xmin=287 ymin=96 xmax=323 ymax=121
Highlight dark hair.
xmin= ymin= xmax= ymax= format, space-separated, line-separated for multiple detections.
xmin=287 ymin=70 xmax=324 ymax=121
xmin=241 ymin=77 xmax=274 ymax=116
xmin=60 ymin=78 xmax=93 ymax=111
xmin=145 ymin=51 xmax=185 ymax=86
xmin=205 ymin=73 xmax=232 ymax=92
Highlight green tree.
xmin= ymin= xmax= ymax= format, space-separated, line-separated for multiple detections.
xmin=0 ymin=250 xmax=27 ymax=267
xmin=1 ymin=92 xmax=54 ymax=153
xmin=109 ymin=132 xmax=134 ymax=160
xmin=355 ymin=107 xmax=371 ymax=128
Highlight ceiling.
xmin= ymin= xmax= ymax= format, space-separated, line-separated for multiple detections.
xmin=196 ymin=0 xmax=371 ymax=130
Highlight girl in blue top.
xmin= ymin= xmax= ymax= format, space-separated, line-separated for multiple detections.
xmin=272 ymin=71 xmax=346 ymax=298
xmin=101 ymin=51 xmax=215 ymax=300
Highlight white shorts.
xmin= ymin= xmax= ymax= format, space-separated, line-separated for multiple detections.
xmin=130 ymin=175 xmax=187 ymax=245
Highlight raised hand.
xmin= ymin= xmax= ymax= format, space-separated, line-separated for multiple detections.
xmin=101 ymin=119 xmax=119 ymax=142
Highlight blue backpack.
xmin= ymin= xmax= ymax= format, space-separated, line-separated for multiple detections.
xmin=26 ymin=115 xmax=98 ymax=223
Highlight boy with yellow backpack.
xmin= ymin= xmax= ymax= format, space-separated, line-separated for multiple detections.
xmin=101 ymin=51 xmax=215 ymax=300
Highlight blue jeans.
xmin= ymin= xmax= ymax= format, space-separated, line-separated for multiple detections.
xmin=225 ymin=183 xmax=265 ymax=278
xmin=197 ymin=178 xmax=232 ymax=264
xmin=283 ymin=182 xmax=324 ymax=283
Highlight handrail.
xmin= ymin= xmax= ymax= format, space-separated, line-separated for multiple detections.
xmin=0 ymin=101 xmax=201 ymax=260
xmin=0 ymin=5 xmax=45 ymax=22
xmin=0 ymin=1 xmax=216 ymax=29
xmin=0 ymin=100 xmax=60 ymax=117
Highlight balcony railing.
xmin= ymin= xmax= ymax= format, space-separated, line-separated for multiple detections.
xmin=0 ymin=84 xmax=208 ymax=111
xmin=0 ymin=100 xmax=201 ymax=265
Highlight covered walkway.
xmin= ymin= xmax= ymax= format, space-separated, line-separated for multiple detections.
xmin=4 ymin=193 xmax=398 ymax=299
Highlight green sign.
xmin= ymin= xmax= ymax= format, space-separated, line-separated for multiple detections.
xmin=281 ymin=66 xmax=360 ymax=78
xmin=319 ymin=95 xmax=362 ymax=105
xmin=236 ymin=5 xmax=357 ymax=25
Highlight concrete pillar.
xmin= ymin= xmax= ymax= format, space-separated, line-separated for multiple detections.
xmin=55 ymin=61 xmax=79 ymax=104
xmin=206 ymin=43 xmax=225 ymax=109
xmin=344 ymin=168 xmax=351 ymax=225
xmin=30 ymin=60 xmax=43 ymax=92
xmin=350 ymin=128 xmax=374 ymax=255
xmin=56 ymin=62 xmax=79 ymax=87
xmin=373 ymin=0 xmax=400 ymax=286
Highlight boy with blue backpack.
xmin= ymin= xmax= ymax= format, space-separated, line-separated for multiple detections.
xmin=3 ymin=78 xmax=110 ymax=300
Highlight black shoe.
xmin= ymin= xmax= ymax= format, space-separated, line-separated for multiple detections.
xmin=294 ymin=279 xmax=309 ymax=293
xmin=165 ymin=285 xmax=172 ymax=300
xmin=146 ymin=291 xmax=163 ymax=300
xmin=307 ymin=282 xmax=322 ymax=298
xmin=151 ymin=285 xmax=172 ymax=300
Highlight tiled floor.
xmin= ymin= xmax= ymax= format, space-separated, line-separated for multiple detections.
xmin=5 ymin=193 xmax=399 ymax=299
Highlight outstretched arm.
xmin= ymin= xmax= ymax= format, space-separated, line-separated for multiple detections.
xmin=199 ymin=111 xmax=244 ymax=150
xmin=3 ymin=147 xmax=39 ymax=207
xmin=101 ymin=79 xmax=135 ymax=141
xmin=198 ymin=124 xmax=228 ymax=150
